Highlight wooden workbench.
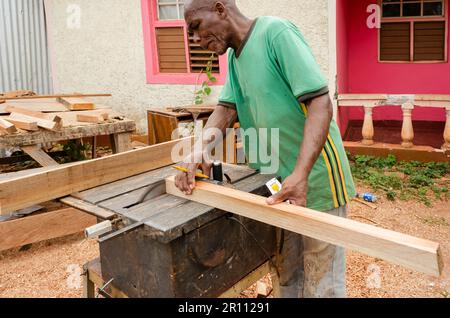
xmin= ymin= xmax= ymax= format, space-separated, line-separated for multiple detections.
xmin=0 ymin=107 xmax=136 ymax=165
xmin=0 ymin=102 xmax=136 ymax=251
xmin=62 ymin=164 xmax=280 ymax=298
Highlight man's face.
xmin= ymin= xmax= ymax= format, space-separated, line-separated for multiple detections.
xmin=185 ymin=8 xmax=230 ymax=56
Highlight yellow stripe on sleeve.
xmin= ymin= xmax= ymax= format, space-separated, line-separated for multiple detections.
xmin=328 ymin=136 xmax=350 ymax=203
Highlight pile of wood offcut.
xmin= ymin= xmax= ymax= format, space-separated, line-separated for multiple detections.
xmin=0 ymin=93 xmax=114 ymax=135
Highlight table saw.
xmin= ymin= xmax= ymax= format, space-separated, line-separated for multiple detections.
xmin=63 ymin=164 xmax=278 ymax=298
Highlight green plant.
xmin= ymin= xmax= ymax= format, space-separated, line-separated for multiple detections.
xmin=350 ymin=154 xmax=449 ymax=206
xmin=193 ymin=54 xmax=217 ymax=105
xmin=62 ymin=140 xmax=90 ymax=162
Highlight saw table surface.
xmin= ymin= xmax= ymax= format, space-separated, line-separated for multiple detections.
xmin=64 ymin=164 xmax=278 ymax=298
xmin=70 ymin=164 xmax=272 ymax=243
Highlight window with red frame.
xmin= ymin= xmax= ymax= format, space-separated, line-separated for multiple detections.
xmin=379 ymin=0 xmax=448 ymax=62
xmin=151 ymin=0 xmax=220 ymax=73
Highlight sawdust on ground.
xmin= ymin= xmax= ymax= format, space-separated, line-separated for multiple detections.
xmin=0 ymin=184 xmax=449 ymax=298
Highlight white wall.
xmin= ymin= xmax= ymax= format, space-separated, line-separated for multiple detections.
xmin=237 ymin=0 xmax=330 ymax=75
xmin=45 ymin=0 xmax=330 ymax=133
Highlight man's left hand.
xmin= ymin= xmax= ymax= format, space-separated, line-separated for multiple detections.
xmin=266 ymin=173 xmax=308 ymax=207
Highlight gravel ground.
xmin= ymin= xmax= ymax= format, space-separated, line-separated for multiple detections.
xmin=0 ymin=184 xmax=448 ymax=298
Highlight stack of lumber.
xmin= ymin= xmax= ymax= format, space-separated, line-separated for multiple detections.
xmin=0 ymin=93 xmax=114 ymax=135
xmin=0 ymin=90 xmax=36 ymax=104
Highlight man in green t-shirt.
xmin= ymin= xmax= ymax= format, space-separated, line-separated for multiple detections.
xmin=175 ymin=0 xmax=356 ymax=298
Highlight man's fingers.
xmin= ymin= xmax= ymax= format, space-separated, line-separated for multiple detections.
xmin=175 ymin=172 xmax=187 ymax=193
xmin=175 ymin=172 xmax=184 ymax=190
xmin=186 ymin=168 xmax=196 ymax=192
xmin=175 ymin=174 xmax=181 ymax=189
xmin=180 ymin=172 xmax=189 ymax=193
xmin=200 ymin=163 xmax=212 ymax=177
xmin=266 ymin=189 xmax=289 ymax=205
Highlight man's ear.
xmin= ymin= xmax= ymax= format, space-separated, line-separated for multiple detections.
xmin=215 ymin=2 xmax=227 ymax=18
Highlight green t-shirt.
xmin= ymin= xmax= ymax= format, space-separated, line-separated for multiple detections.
xmin=218 ymin=16 xmax=356 ymax=212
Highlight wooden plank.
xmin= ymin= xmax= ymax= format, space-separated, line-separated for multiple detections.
xmin=2 ymin=100 xmax=69 ymax=113
xmin=0 ymin=118 xmax=17 ymax=134
xmin=0 ymin=90 xmax=35 ymax=98
xmin=0 ymin=118 xmax=135 ymax=148
xmin=76 ymin=114 xmax=105 ymax=124
xmin=9 ymin=112 xmax=59 ymax=131
xmin=123 ymin=172 xmax=269 ymax=244
xmin=0 ymin=137 xmax=194 ymax=215
xmin=40 ymin=108 xmax=113 ymax=127
xmin=165 ymin=177 xmax=443 ymax=277
xmin=0 ymin=208 xmax=97 ymax=252
xmin=5 ymin=105 xmax=62 ymax=123
xmin=1 ymin=93 xmax=111 ymax=101
xmin=58 ymin=97 xmax=95 ymax=111
xmin=22 ymin=145 xmax=59 ymax=167
xmin=60 ymin=196 xmax=116 ymax=220
xmin=4 ymin=117 xmax=39 ymax=131
xmin=0 ymin=164 xmax=77 ymax=182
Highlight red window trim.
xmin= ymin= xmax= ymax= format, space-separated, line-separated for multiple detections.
xmin=378 ymin=0 xmax=449 ymax=63
xmin=141 ymin=0 xmax=227 ymax=85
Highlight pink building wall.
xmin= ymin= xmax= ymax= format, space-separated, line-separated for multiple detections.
xmin=337 ymin=0 xmax=449 ymax=136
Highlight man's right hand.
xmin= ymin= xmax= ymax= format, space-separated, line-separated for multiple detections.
xmin=174 ymin=152 xmax=212 ymax=195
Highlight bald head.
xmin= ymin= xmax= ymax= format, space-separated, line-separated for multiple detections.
xmin=184 ymin=0 xmax=236 ymax=14
xmin=184 ymin=0 xmax=245 ymax=55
